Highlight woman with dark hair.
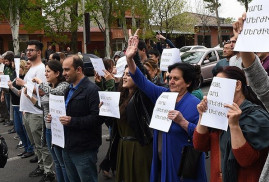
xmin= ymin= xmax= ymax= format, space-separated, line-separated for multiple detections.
xmin=194 ymin=66 xmax=269 ymax=182
xmin=126 ymin=31 xmax=207 ymax=182
xmin=143 ymin=59 xmax=166 ymax=87
xmin=31 ymin=60 xmax=69 ymax=182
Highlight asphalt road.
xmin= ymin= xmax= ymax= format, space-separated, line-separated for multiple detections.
xmin=0 ymin=81 xmax=211 ymax=182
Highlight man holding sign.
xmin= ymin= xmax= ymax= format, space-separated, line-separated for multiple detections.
xmin=61 ymin=55 xmax=101 ymax=182
xmin=232 ymin=2 xmax=269 ymax=180
xmin=194 ymin=67 xmax=269 ymax=182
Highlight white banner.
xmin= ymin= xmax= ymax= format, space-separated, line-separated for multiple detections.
xmin=234 ymin=0 xmax=269 ymax=52
xmin=160 ymin=48 xmax=181 ymax=71
xmin=26 ymin=81 xmax=35 ymax=98
xmin=150 ymin=92 xmax=178 ymax=132
xmin=200 ymin=77 xmax=236 ymax=131
xmin=114 ymin=56 xmax=127 ymax=78
xmin=49 ymin=94 xmax=66 ymax=148
xmin=91 ymin=58 xmax=106 ymax=77
xmin=0 ymin=75 xmax=10 ymax=88
xmin=99 ymin=91 xmax=120 ymax=119
xmin=14 ymin=58 xmax=20 ymax=78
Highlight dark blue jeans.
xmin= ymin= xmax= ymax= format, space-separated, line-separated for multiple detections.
xmin=13 ymin=106 xmax=33 ymax=153
xmin=4 ymin=93 xmax=10 ymax=115
xmin=46 ymin=128 xmax=69 ymax=182
xmin=62 ymin=148 xmax=98 ymax=182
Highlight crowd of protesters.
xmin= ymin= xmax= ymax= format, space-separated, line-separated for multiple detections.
xmin=0 ymin=12 xmax=269 ymax=182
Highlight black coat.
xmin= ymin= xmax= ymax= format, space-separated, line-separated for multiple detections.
xmin=64 ymin=77 xmax=102 ymax=152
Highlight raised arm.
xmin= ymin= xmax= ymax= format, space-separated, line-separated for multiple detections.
xmin=125 ymin=29 xmax=139 ymax=74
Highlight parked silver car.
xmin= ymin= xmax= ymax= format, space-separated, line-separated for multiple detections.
xmin=181 ymin=48 xmax=223 ymax=84
xmin=179 ymin=45 xmax=207 ymax=56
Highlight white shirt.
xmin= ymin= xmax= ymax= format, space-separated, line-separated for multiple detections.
xmin=229 ymin=55 xmax=242 ymax=69
xmin=19 ymin=62 xmax=46 ymax=114
xmin=0 ymin=63 xmax=4 ymax=73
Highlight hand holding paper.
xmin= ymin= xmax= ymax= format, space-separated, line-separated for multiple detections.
xmin=224 ymin=103 xmax=242 ymax=128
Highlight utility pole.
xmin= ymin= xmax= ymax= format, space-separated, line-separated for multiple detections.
xmin=82 ymin=0 xmax=87 ymax=53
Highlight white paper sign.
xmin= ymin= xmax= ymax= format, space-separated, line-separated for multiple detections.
xmin=14 ymin=58 xmax=20 ymax=78
xmin=99 ymin=91 xmax=120 ymax=118
xmin=0 ymin=63 xmax=4 ymax=73
xmin=0 ymin=75 xmax=10 ymax=88
xmin=49 ymin=94 xmax=66 ymax=148
xmin=200 ymin=77 xmax=236 ymax=131
xmin=26 ymin=81 xmax=35 ymax=98
xmin=150 ymin=92 xmax=178 ymax=132
xmin=160 ymin=48 xmax=181 ymax=71
xmin=35 ymin=84 xmax=41 ymax=107
xmin=114 ymin=56 xmax=127 ymax=78
xmin=234 ymin=0 xmax=269 ymax=52
xmin=91 ymin=58 xmax=106 ymax=77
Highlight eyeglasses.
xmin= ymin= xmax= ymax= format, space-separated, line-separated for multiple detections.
xmin=26 ymin=49 xmax=37 ymax=53
xmin=224 ymin=40 xmax=236 ymax=45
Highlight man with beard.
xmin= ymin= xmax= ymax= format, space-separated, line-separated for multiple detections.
xmin=212 ymin=42 xmax=235 ymax=76
xmin=16 ymin=40 xmax=54 ymax=182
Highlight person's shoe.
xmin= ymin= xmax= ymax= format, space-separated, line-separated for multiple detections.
xmin=16 ymin=141 xmax=23 ymax=149
xmin=17 ymin=151 xmax=27 ymax=157
xmin=30 ymin=156 xmax=38 ymax=163
xmin=4 ymin=121 xmax=13 ymax=127
xmin=29 ymin=166 xmax=44 ymax=177
xmin=21 ymin=152 xmax=34 ymax=159
xmin=8 ymin=128 xmax=16 ymax=134
xmin=13 ymin=135 xmax=20 ymax=140
xmin=39 ymin=172 xmax=55 ymax=182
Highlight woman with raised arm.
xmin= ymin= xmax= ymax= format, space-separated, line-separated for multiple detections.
xmin=126 ymin=30 xmax=207 ymax=182
xmin=194 ymin=66 xmax=269 ymax=182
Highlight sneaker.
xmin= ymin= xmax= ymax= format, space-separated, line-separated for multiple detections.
xmin=17 ymin=151 xmax=27 ymax=157
xmin=39 ymin=172 xmax=55 ymax=182
xmin=13 ymin=135 xmax=20 ymax=140
xmin=8 ymin=128 xmax=16 ymax=134
xmin=4 ymin=121 xmax=13 ymax=127
xmin=16 ymin=141 xmax=23 ymax=149
xmin=29 ymin=166 xmax=44 ymax=177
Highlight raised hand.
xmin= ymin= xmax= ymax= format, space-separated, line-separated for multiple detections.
xmin=233 ymin=12 xmax=246 ymax=35
xmin=125 ymin=29 xmax=140 ymax=60
xmin=102 ymin=69 xmax=114 ymax=81
xmin=94 ymin=71 xmax=102 ymax=83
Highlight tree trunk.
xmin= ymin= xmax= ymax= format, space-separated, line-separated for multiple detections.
xmin=244 ymin=0 xmax=248 ymax=12
xmin=215 ymin=0 xmax=222 ymax=47
xmin=131 ymin=3 xmax=136 ymax=30
xmin=70 ymin=1 xmax=78 ymax=53
xmin=9 ymin=6 xmax=20 ymax=55
xmin=104 ymin=0 xmax=111 ymax=58
xmin=121 ymin=10 xmax=128 ymax=44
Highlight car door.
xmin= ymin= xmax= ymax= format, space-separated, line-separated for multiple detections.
xmin=201 ymin=51 xmax=218 ymax=82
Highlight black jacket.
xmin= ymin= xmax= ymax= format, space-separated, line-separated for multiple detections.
xmin=64 ymin=77 xmax=102 ymax=152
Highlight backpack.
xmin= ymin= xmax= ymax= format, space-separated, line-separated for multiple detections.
xmin=0 ymin=135 xmax=8 ymax=168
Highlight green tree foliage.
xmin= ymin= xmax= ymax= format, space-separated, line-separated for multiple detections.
xmin=204 ymin=0 xmax=222 ymax=46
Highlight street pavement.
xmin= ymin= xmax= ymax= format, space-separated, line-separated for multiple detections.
xmin=0 ymin=81 xmax=211 ymax=182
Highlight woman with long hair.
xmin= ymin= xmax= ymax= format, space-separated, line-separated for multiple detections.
xmin=32 ymin=60 xmax=69 ymax=182
xmin=125 ymin=30 xmax=207 ymax=182
xmin=194 ymin=66 xmax=269 ymax=182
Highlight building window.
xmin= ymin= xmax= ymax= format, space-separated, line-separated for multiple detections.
xmin=198 ymin=35 xmax=211 ymax=48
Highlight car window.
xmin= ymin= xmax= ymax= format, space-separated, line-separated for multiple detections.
xmin=181 ymin=51 xmax=204 ymax=64
xmin=192 ymin=46 xmax=205 ymax=50
xmin=203 ymin=51 xmax=217 ymax=64
xmin=180 ymin=47 xmax=191 ymax=52
xmin=217 ymin=50 xmax=224 ymax=59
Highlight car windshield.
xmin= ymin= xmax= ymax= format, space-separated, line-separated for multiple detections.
xmin=181 ymin=51 xmax=204 ymax=64
xmin=180 ymin=47 xmax=191 ymax=52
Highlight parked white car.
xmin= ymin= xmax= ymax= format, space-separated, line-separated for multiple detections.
xmin=179 ymin=45 xmax=207 ymax=56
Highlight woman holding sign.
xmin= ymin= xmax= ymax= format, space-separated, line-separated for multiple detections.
xmin=194 ymin=66 xmax=269 ymax=182
xmin=31 ymin=60 xmax=69 ymax=182
xmin=125 ymin=30 xmax=207 ymax=182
